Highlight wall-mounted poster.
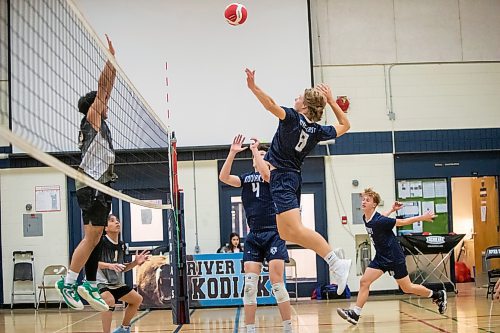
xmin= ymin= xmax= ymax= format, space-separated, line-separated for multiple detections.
xmin=35 ymin=185 xmax=61 ymax=212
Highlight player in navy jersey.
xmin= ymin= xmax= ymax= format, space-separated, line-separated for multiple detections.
xmin=245 ymin=68 xmax=351 ymax=295
xmin=337 ymin=188 xmax=447 ymax=325
xmin=219 ymin=134 xmax=293 ymax=333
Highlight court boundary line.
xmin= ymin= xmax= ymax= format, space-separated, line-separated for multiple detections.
xmin=400 ymin=310 xmax=451 ymax=333
xmin=131 ymin=308 xmax=151 ymax=325
xmin=232 ymin=306 xmax=241 ymax=333
xmin=52 ymin=311 xmax=101 ymax=333
xmin=291 ymin=303 xmax=312 ymax=333
xmin=402 ymin=299 xmax=497 ymax=333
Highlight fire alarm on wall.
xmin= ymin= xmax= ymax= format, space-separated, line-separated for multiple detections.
xmin=341 ymin=216 xmax=348 ymax=224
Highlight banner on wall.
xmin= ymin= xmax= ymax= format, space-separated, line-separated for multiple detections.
xmin=137 ymin=253 xmax=278 ymax=309
xmin=187 ymin=253 xmax=276 ymax=307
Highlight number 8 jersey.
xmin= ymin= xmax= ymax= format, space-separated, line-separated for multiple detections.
xmin=265 ymin=107 xmax=337 ymax=171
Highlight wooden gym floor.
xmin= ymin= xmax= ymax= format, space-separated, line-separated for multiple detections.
xmin=1 ymin=283 xmax=499 ymax=333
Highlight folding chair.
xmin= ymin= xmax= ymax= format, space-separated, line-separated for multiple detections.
xmin=285 ymin=257 xmax=298 ymax=302
xmin=11 ymin=251 xmax=37 ymax=309
xmin=484 ymin=246 xmax=500 ymax=299
xmin=37 ymin=265 xmax=67 ymax=309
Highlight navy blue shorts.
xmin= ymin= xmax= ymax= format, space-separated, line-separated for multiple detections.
xmin=368 ymin=259 xmax=408 ymax=280
xmin=269 ymin=169 xmax=301 ymax=214
xmin=243 ymin=229 xmax=289 ymax=263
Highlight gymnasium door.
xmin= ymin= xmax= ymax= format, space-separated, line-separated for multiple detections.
xmin=471 ymin=177 xmax=500 ymax=275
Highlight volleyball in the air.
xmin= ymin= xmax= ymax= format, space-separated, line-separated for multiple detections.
xmin=224 ymin=3 xmax=247 ymax=26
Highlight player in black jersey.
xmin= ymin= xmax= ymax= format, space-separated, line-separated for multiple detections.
xmin=98 ymin=214 xmax=149 ymax=333
xmin=57 ymin=35 xmax=117 ymax=312
xmin=219 ymin=134 xmax=293 ymax=333
xmin=245 ymin=69 xmax=351 ymax=295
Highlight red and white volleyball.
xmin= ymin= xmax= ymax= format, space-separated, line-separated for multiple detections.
xmin=224 ymin=3 xmax=247 ymax=26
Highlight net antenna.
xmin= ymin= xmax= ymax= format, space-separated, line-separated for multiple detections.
xmin=1 ymin=0 xmax=173 ymax=210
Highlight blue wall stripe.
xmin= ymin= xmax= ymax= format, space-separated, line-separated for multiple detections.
xmin=311 ymin=128 xmax=500 ymax=156
xmin=394 ymin=128 xmax=500 ymax=153
xmin=312 ymin=131 xmax=393 ymax=155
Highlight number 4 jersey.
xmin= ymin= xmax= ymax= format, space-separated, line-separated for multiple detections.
xmin=238 ymin=172 xmax=277 ymax=231
xmin=265 ymin=106 xmax=337 ymax=171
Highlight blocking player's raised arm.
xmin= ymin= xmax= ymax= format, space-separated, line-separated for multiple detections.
xmin=87 ymin=34 xmax=117 ymax=131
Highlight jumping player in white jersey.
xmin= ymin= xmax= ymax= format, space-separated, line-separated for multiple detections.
xmin=245 ymin=69 xmax=351 ymax=295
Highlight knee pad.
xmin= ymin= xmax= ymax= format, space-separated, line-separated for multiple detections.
xmin=272 ymin=282 xmax=289 ymax=304
xmin=243 ymin=273 xmax=259 ymax=305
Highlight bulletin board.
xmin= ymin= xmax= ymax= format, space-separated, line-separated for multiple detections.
xmin=396 ymin=178 xmax=449 ymax=235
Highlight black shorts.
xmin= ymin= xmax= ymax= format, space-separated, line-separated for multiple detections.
xmin=76 ymin=185 xmax=112 ymax=226
xmin=99 ymin=285 xmax=133 ymax=302
xmin=368 ymin=259 xmax=408 ymax=280
xmin=244 ymin=229 xmax=289 ymax=263
xmin=269 ymin=169 xmax=302 ymax=214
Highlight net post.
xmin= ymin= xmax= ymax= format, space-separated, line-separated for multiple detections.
xmin=169 ymin=132 xmax=190 ymax=324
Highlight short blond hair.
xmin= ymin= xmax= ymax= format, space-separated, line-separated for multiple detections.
xmin=363 ymin=188 xmax=381 ymax=205
xmin=303 ymin=88 xmax=326 ymax=122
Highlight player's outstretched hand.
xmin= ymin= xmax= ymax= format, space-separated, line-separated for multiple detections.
xmin=105 ymin=34 xmax=115 ymax=56
xmin=249 ymin=137 xmax=260 ymax=151
xmin=135 ymin=250 xmax=150 ymax=266
xmin=245 ymin=68 xmax=256 ymax=90
xmin=392 ymin=201 xmax=403 ymax=212
xmin=316 ymin=83 xmax=334 ymax=104
xmin=422 ymin=210 xmax=437 ymax=222
xmin=108 ymin=263 xmax=126 ymax=272
xmin=231 ymin=134 xmax=248 ymax=154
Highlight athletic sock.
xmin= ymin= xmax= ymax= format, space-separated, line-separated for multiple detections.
xmin=324 ymin=251 xmax=338 ymax=268
xmin=64 ymin=270 xmax=79 ymax=285
xmin=246 ymin=324 xmax=256 ymax=333
xmin=352 ymin=306 xmax=362 ymax=315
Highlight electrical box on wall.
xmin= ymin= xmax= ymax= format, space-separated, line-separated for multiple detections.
xmin=23 ymin=213 xmax=43 ymax=237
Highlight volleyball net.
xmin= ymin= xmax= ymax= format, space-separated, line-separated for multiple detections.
xmin=0 ymin=0 xmax=172 ymax=209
